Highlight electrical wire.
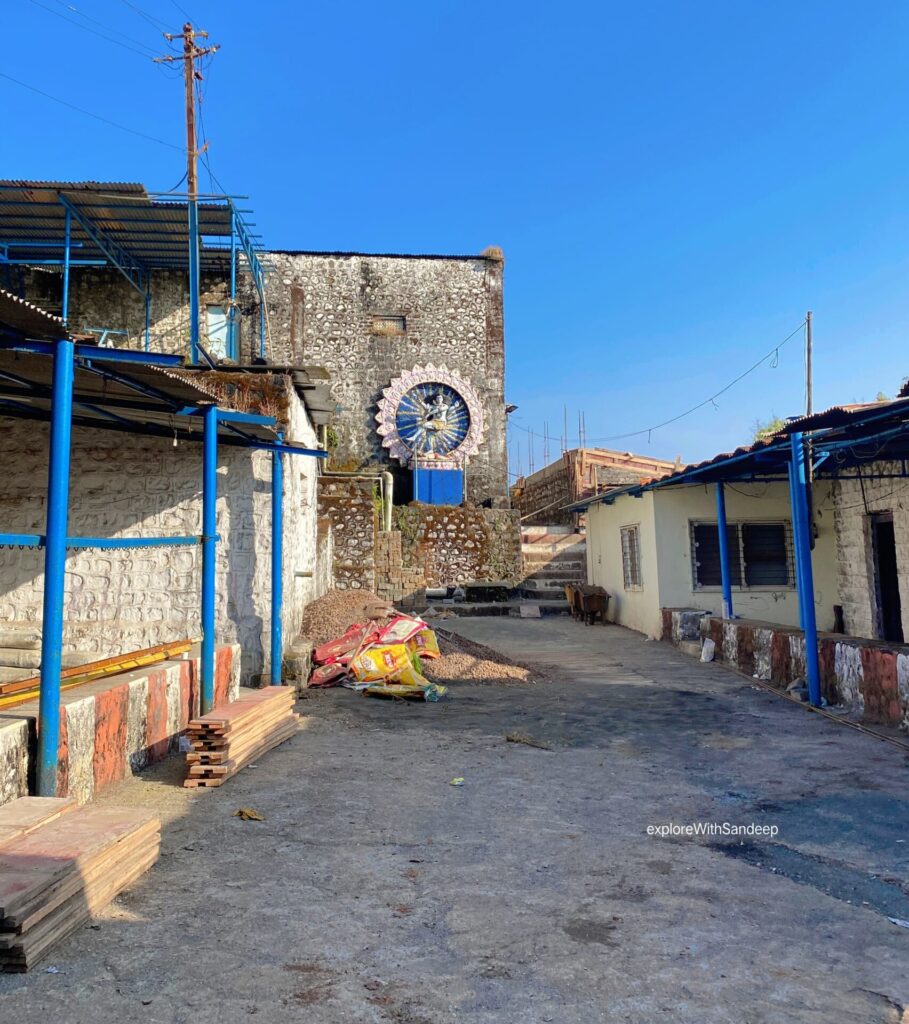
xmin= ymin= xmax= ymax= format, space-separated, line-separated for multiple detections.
xmin=46 ymin=0 xmax=163 ymax=53
xmin=510 ymin=319 xmax=808 ymax=448
xmin=0 ymin=70 xmax=182 ymax=150
xmin=118 ymin=0 xmax=172 ymax=32
xmin=169 ymin=0 xmax=194 ymax=21
xmin=28 ymin=0 xmax=160 ymax=58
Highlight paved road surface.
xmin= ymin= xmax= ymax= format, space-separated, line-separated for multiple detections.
xmin=1 ymin=616 xmax=907 ymax=1023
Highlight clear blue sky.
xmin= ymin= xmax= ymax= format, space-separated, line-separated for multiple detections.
xmin=4 ymin=1 xmax=909 ymax=469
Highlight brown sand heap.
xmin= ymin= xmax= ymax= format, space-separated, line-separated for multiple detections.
xmin=298 ymin=589 xmax=392 ymax=648
xmin=424 ymin=631 xmax=544 ymax=687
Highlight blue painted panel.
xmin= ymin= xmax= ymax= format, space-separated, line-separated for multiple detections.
xmin=414 ymin=469 xmax=464 ymax=505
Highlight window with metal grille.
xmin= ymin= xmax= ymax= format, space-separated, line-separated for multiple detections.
xmin=370 ymin=314 xmax=406 ymax=337
xmin=690 ymin=520 xmax=793 ymax=589
xmin=620 ymin=524 xmax=643 ymax=589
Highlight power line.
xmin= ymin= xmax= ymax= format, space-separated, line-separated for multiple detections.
xmin=118 ymin=0 xmax=172 ymax=32
xmin=28 ymin=0 xmax=159 ymax=58
xmin=510 ymin=319 xmax=808 ymax=448
xmin=0 ymin=70 xmax=182 ymax=150
xmin=169 ymin=0 xmax=195 ymax=21
xmin=46 ymin=0 xmax=162 ymax=53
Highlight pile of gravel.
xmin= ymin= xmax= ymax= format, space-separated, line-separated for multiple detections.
xmin=298 ymin=589 xmax=392 ymax=648
xmin=423 ymin=633 xmax=543 ymax=687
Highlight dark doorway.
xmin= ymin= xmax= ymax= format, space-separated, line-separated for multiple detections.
xmin=871 ymin=513 xmax=903 ymax=643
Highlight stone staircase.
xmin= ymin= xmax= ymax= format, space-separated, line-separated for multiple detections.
xmin=518 ymin=525 xmax=587 ymax=606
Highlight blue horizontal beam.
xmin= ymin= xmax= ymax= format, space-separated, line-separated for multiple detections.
xmin=178 ymin=407 xmax=278 ymax=426
xmin=0 ymin=533 xmax=215 ymax=550
xmin=0 ymin=339 xmax=185 ymax=367
xmin=0 ymin=533 xmax=42 ymax=547
xmin=0 ymin=259 xmax=107 ymax=267
xmin=66 ymin=536 xmax=210 ymax=549
xmin=255 ymin=442 xmax=328 ymax=459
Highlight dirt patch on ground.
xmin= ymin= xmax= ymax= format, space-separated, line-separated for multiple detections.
xmin=298 ymin=589 xmax=390 ymax=647
xmin=424 ymin=629 xmax=547 ymax=687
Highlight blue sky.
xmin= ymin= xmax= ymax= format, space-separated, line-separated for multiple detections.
xmin=4 ymin=1 xmax=908 ymax=469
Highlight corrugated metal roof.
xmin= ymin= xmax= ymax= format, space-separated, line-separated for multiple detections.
xmin=0 ymin=287 xmax=71 ymax=341
xmin=0 ymin=181 xmax=234 ymax=272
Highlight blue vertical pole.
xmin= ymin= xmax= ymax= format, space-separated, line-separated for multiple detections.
xmin=715 ymin=481 xmax=734 ymax=619
xmin=201 ymin=405 xmax=218 ymax=713
xmin=786 ymin=460 xmax=808 ymax=634
xmin=270 ymin=439 xmax=284 ymax=685
xmin=144 ymin=278 xmax=151 ymax=352
xmin=37 ymin=338 xmax=75 ymax=796
xmin=789 ymin=431 xmax=822 ymax=707
xmin=61 ymin=209 xmax=72 ymax=325
xmin=228 ymin=208 xmax=238 ymax=360
xmin=188 ymin=199 xmax=201 ymax=365
xmin=258 ymin=271 xmax=266 ymax=359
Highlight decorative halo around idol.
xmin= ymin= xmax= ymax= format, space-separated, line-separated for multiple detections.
xmin=376 ymin=364 xmax=485 ymax=470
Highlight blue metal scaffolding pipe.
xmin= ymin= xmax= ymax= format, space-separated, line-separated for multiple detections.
xmin=270 ymin=442 xmax=284 ymax=685
xmin=201 ymin=405 xmax=218 ymax=713
xmin=144 ymin=280 xmax=151 ymax=352
xmin=715 ymin=482 xmax=734 ymax=619
xmin=188 ymin=198 xmax=201 ymax=365
xmin=788 ymin=432 xmax=822 ymax=707
xmin=228 ymin=208 xmax=238 ymax=360
xmin=37 ymin=338 xmax=75 ymax=797
xmin=61 ymin=209 xmax=72 ymax=325
xmin=786 ymin=461 xmax=808 ymax=635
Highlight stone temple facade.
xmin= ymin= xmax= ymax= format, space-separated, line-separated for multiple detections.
xmin=238 ymin=250 xmax=509 ymax=507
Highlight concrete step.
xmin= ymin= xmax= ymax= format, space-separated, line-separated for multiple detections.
xmin=520 ymin=578 xmax=579 ymax=594
xmin=521 ymin=525 xmax=576 ymax=538
xmin=0 ymin=647 xmax=87 ymax=670
xmin=426 ymin=599 xmax=570 ymax=619
xmin=521 ymin=544 xmax=587 ymax=560
xmin=523 ymin=566 xmax=586 ymax=581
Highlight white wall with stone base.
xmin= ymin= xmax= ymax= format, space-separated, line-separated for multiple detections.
xmin=0 ymin=388 xmax=323 ymax=682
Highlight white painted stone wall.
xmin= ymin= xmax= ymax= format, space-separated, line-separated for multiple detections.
xmin=832 ymin=460 xmax=909 ymax=640
xmin=0 ymin=387 xmax=322 ymax=681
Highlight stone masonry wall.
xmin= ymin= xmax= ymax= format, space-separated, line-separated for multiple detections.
xmin=316 ymin=477 xmax=379 ymax=591
xmin=388 ymin=504 xmax=522 ymax=593
xmin=0 ymin=386 xmax=321 ymax=682
xmin=22 ymin=267 xmax=240 ymax=358
xmin=832 ymin=461 xmax=909 ymax=640
xmin=240 ymin=252 xmax=509 ymax=506
xmin=662 ymin=610 xmax=909 ymax=731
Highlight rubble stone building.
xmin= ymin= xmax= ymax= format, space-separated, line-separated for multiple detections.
xmin=511 ymin=447 xmax=679 ymax=526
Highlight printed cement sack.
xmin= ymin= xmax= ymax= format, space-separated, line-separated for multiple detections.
xmin=377 ymin=614 xmax=427 ymax=645
xmin=407 ymin=628 xmax=441 ymax=660
xmin=350 ymin=643 xmax=411 ymax=682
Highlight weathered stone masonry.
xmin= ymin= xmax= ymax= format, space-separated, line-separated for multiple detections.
xmin=0 ymin=385 xmax=323 ymax=682
xmin=241 ymin=252 xmax=509 ymax=506
xmin=832 ymin=461 xmax=909 ymax=640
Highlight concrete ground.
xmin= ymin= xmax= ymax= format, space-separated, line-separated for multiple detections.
xmin=1 ymin=616 xmax=908 ymax=1024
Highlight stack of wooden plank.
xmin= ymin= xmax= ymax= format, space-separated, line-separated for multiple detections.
xmin=0 ymin=799 xmax=160 ymax=971
xmin=184 ymin=686 xmax=299 ymax=789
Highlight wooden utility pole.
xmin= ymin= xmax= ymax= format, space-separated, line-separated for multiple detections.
xmin=155 ymin=23 xmax=219 ymax=197
xmin=154 ymin=24 xmax=219 ymax=364
xmin=805 ymin=310 xmax=813 ymax=417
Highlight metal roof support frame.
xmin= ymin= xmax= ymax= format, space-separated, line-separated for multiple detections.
xmin=271 ymin=437 xmax=284 ymax=686
xmin=58 ymin=195 xmax=147 ymax=296
xmin=200 ymin=404 xmax=218 ymax=714
xmin=188 ymin=199 xmax=201 ymax=365
xmin=715 ymin=482 xmax=734 ymax=620
xmin=62 ymin=208 xmax=72 ymax=325
xmin=36 ymin=337 xmax=74 ymax=797
xmin=788 ymin=432 xmax=822 ymax=707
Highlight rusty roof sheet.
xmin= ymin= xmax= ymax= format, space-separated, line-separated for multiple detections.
xmin=0 ymin=288 xmax=71 ymax=341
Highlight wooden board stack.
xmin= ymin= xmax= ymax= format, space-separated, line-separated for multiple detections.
xmin=0 ymin=799 xmax=160 ymax=971
xmin=184 ymin=686 xmax=300 ymax=788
